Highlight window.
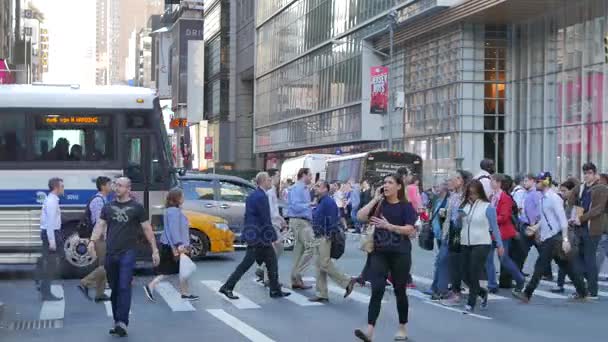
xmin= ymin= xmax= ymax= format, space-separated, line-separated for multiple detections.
xmin=126 ymin=114 xmax=150 ymax=129
xmin=0 ymin=113 xmax=26 ymax=161
xmin=33 ymin=114 xmax=114 ymax=161
xmin=125 ymin=137 xmax=143 ymax=183
xmin=182 ymin=180 xmax=215 ymax=201
xmin=219 ymin=181 xmax=254 ymax=202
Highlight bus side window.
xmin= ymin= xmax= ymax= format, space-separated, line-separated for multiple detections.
xmin=150 ymin=138 xmax=164 ymax=184
xmin=126 ymin=137 xmax=144 ymax=183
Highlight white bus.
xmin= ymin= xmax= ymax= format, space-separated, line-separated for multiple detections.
xmin=279 ymin=154 xmax=335 ymax=183
xmin=0 ymin=84 xmax=179 ymax=277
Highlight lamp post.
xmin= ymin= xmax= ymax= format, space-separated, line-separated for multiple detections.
xmin=387 ymin=10 xmax=397 ymax=151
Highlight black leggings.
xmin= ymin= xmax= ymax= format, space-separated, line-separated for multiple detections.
xmin=461 ymin=245 xmax=491 ymax=308
xmin=367 ymin=251 xmax=411 ymax=326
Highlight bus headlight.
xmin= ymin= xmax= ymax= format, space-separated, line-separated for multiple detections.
xmin=214 ymin=223 xmax=230 ymax=231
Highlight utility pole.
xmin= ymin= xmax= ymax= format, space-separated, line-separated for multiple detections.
xmin=387 ymin=10 xmax=397 ymax=151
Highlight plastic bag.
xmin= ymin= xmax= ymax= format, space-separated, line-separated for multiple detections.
xmin=179 ymin=253 xmax=196 ymax=281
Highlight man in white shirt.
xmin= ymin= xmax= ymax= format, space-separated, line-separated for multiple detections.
xmin=38 ymin=177 xmax=65 ymax=301
xmin=512 ymin=172 xmax=587 ymax=303
xmin=474 ymin=159 xmax=495 ymax=200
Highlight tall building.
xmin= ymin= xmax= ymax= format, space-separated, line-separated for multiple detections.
xmin=0 ymin=0 xmax=16 ymax=61
xmin=255 ymin=0 xmax=608 ymax=183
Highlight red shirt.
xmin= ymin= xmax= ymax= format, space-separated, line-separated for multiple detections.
xmin=494 ymin=191 xmax=517 ymax=240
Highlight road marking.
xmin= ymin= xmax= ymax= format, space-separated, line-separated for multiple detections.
xmin=408 ymin=290 xmax=492 ymax=320
xmin=251 ymin=279 xmax=322 ymax=306
xmin=553 ymin=273 xmax=608 ymax=287
xmin=40 ymin=285 xmax=64 ymax=320
xmin=411 ymin=275 xmax=506 ymax=300
xmin=207 ymin=309 xmax=275 ymax=342
xmin=156 ymin=282 xmax=196 ymax=311
xmin=201 ymin=280 xmax=260 ymax=309
xmin=539 ymin=280 xmax=608 ymax=297
xmin=303 ymin=277 xmax=386 ymax=303
xmin=531 ymin=289 xmax=567 ymax=299
xmin=103 ymin=290 xmax=132 ymax=317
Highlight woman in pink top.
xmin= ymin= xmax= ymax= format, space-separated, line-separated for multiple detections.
xmin=406 ymin=175 xmax=423 ymax=213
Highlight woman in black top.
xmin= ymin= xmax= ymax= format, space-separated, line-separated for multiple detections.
xmin=355 ymin=174 xmax=418 ymax=342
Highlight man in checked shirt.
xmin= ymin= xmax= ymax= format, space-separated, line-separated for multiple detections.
xmin=78 ymin=176 xmax=113 ymax=302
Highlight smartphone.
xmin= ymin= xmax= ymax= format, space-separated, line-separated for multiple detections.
xmin=380 ymin=186 xmax=385 ymax=195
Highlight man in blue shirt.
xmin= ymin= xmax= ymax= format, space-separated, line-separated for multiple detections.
xmin=308 ymin=181 xmax=356 ymax=302
xmin=288 ymin=168 xmax=315 ymax=289
xmin=219 ymin=172 xmax=291 ymax=300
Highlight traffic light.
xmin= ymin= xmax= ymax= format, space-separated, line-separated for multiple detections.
xmin=605 ymin=34 xmax=608 ymax=63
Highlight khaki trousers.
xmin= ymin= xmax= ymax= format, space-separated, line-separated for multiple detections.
xmin=314 ymin=237 xmax=350 ymax=298
xmin=81 ymin=240 xmax=107 ymax=298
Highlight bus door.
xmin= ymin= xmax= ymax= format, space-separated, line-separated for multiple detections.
xmin=124 ymin=134 xmax=151 ymax=212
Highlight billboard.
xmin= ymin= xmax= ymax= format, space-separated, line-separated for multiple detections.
xmin=370 ymin=66 xmax=389 ymax=114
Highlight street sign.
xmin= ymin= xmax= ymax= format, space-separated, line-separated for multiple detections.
xmin=169 ymin=118 xmax=188 ymax=128
xmin=204 ymin=137 xmax=213 ymax=160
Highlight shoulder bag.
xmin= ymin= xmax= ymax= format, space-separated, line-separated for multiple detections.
xmin=418 ymin=197 xmax=448 ymax=251
xmin=359 ymin=200 xmax=382 ymax=253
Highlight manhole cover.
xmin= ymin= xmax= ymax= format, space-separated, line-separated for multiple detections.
xmin=6 ymin=319 xmax=63 ymax=330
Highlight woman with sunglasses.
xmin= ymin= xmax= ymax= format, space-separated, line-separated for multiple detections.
xmin=355 ymin=174 xmax=417 ymax=341
xmin=458 ymin=179 xmax=504 ymax=313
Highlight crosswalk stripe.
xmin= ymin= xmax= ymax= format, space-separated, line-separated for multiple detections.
xmin=552 ymin=273 xmax=608 ymax=287
xmin=408 ymin=290 xmax=492 ymax=320
xmin=531 ymin=289 xmax=567 ymax=299
xmin=207 ymin=309 xmax=275 ymax=342
xmin=201 ymin=280 xmax=260 ymax=309
xmin=539 ymin=280 xmax=608 ymax=297
xmin=40 ymin=285 xmax=64 ymax=320
xmin=303 ymin=277 xmax=386 ymax=303
xmin=156 ymin=282 xmax=196 ymax=311
xmin=251 ymin=279 xmax=323 ymax=306
xmin=103 ymin=290 xmax=132 ymax=317
xmin=410 ymin=275 xmax=506 ymax=300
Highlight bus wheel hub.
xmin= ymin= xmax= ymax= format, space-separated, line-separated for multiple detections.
xmin=64 ymin=234 xmax=95 ymax=268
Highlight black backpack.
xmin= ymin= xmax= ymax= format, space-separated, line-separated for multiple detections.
xmin=77 ymin=195 xmax=104 ymax=238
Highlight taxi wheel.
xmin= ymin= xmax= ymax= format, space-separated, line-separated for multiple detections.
xmin=189 ymin=229 xmax=210 ymax=260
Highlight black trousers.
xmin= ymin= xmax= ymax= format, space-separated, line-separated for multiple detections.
xmin=449 ymin=250 xmax=462 ymax=292
xmin=224 ymin=245 xmax=281 ymax=293
xmin=461 ymin=245 xmax=491 ymax=308
xmin=38 ymin=230 xmax=63 ymax=297
xmin=525 ymin=234 xmax=587 ymax=298
xmin=367 ymin=251 xmax=411 ymax=326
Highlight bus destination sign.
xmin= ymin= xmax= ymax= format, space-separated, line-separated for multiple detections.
xmin=41 ymin=115 xmax=105 ymax=126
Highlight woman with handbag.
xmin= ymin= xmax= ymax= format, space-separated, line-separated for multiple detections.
xmin=354 ymin=174 xmax=417 ymax=342
xmin=144 ymin=188 xmax=199 ymax=301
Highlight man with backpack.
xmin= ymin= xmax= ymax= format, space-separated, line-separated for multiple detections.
xmin=78 ymin=176 xmax=112 ymax=302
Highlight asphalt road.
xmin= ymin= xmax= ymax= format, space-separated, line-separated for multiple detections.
xmin=1 ymin=236 xmax=607 ymax=342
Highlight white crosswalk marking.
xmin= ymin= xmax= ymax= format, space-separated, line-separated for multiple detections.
xmin=103 ymin=290 xmax=132 ymax=317
xmin=539 ymin=280 xmax=608 ymax=297
xmin=530 ymin=289 xmax=567 ymax=299
xmin=411 ymin=275 xmax=506 ymax=300
xmin=553 ymin=273 xmax=608 ymax=287
xmin=201 ymin=280 xmax=260 ymax=309
xmin=207 ymin=309 xmax=275 ymax=342
xmin=303 ymin=277 xmax=386 ymax=303
xmin=408 ymin=290 xmax=492 ymax=320
xmin=251 ymin=279 xmax=323 ymax=306
xmin=40 ymin=285 xmax=64 ymax=320
xmin=156 ymin=282 xmax=196 ymax=311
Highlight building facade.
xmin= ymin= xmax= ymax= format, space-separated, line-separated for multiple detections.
xmin=255 ymin=0 xmax=608 ymax=184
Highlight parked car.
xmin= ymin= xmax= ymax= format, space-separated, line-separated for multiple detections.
xmin=182 ymin=210 xmax=235 ymax=259
xmin=180 ymin=173 xmax=295 ymax=250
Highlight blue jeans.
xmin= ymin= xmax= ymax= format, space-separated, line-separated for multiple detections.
xmin=431 ymin=238 xmax=450 ymax=295
xmin=575 ymin=228 xmax=600 ymax=296
xmin=351 ymin=208 xmax=361 ymax=233
xmin=486 ymin=245 xmax=498 ymax=290
xmin=499 ymin=239 xmax=525 ymax=288
xmin=106 ymin=250 xmax=136 ymax=326
xmin=596 ymin=233 xmax=608 ymax=272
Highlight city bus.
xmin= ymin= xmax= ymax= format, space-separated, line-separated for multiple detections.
xmin=325 ymin=150 xmax=423 ymax=188
xmin=0 ymin=84 xmax=180 ymax=277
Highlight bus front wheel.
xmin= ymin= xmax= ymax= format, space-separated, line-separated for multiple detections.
xmin=60 ymin=222 xmax=98 ymax=278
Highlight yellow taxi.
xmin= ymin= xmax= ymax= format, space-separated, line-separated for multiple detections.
xmin=183 ymin=210 xmax=234 ymax=258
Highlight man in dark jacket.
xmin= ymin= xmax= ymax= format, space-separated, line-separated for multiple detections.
xmin=219 ymin=172 xmax=291 ymax=299
xmin=569 ymin=162 xmax=608 ymax=299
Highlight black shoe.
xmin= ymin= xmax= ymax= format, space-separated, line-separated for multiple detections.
xmin=512 ymin=289 xmax=530 ymax=303
xmin=219 ymin=287 xmax=239 ymax=300
xmin=41 ymin=294 xmax=63 ymax=301
xmin=112 ymin=323 xmax=127 ymax=337
xmin=94 ymin=294 xmax=111 ymax=303
xmin=77 ymin=284 xmax=91 ymax=300
xmin=488 ymin=288 xmax=499 ymax=294
xmin=344 ymin=278 xmax=356 ymax=298
xmin=269 ymin=290 xmax=291 ymax=298
xmin=308 ymin=296 xmax=329 ymax=303
xmin=480 ymin=291 xmax=489 ymax=309
xmin=181 ymin=294 xmax=200 ymax=301
xmin=355 ymin=329 xmax=372 ymax=342
xmin=143 ymin=285 xmax=155 ymax=302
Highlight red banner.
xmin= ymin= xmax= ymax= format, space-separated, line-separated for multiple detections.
xmin=370 ymin=66 xmax=389 ymax=114
xmin=204 ymin=137 xmax=213 ymax=160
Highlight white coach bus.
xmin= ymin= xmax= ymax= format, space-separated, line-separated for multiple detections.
xmin=0 ymin=84 xmax=179 ymax=277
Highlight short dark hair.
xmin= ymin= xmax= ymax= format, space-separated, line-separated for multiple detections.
xmin=560 ymin=180 xmax=576 ymax=191
xmin=165 ymin=188 xmax=184 ymax=208
xmin=513 ymin=174 xmax=524 ymax=185
xmin=297 ymin=168 xmax=310 ymax=180
xmin=525 ymin=173 xmax=536 ymax=181
xmin=462 ymin=179 xmax=490 ymax=207
xmin=267 ymin=169 xmax=279 ymax=178
xmin=480 ymin=159 xmax=495 ymax=172
xmin=582 ymin=162 xmax=597 ymax=174
xmin=48 ymin=177 xmax=63 ymax=191
xmin=317 ymin=180 xmax=330 ymax=192
xmin=96 ymin=176 xmax=112 ymax=191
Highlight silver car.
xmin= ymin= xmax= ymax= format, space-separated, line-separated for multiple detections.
xmin=179 ymin=173 xmax=294 ymax=250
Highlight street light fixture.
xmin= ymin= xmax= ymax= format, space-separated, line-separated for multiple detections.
xmin=330 ymin=39 xmax=390 ymax=58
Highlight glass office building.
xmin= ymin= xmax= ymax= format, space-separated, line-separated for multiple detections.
xmin=255 ymin=0 xmax=608 ymax=183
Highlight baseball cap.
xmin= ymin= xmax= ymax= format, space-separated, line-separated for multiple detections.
xmin=535 ymin=171 xmax=552 ymax=183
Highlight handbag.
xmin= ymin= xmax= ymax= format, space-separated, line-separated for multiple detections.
xmin=418 ymin=197 xmax=448 ymax=251
xmin=330 ymin=230 xmax=346 ymax=259
xmin=359 ymin=200 xmax=383 ymax=253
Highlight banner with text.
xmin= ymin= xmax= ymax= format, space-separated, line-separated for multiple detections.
xmin=204 ymin=137 xmax=213 ymax=160
xmin=370 ymin=66 xmax=389 ymax=114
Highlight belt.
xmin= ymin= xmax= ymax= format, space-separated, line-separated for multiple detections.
xmin=289 ymin=217 xmax=311 ymax=222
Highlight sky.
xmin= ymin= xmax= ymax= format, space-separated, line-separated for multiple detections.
xmin=31 ymin=0 xmax=96 ymax=86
